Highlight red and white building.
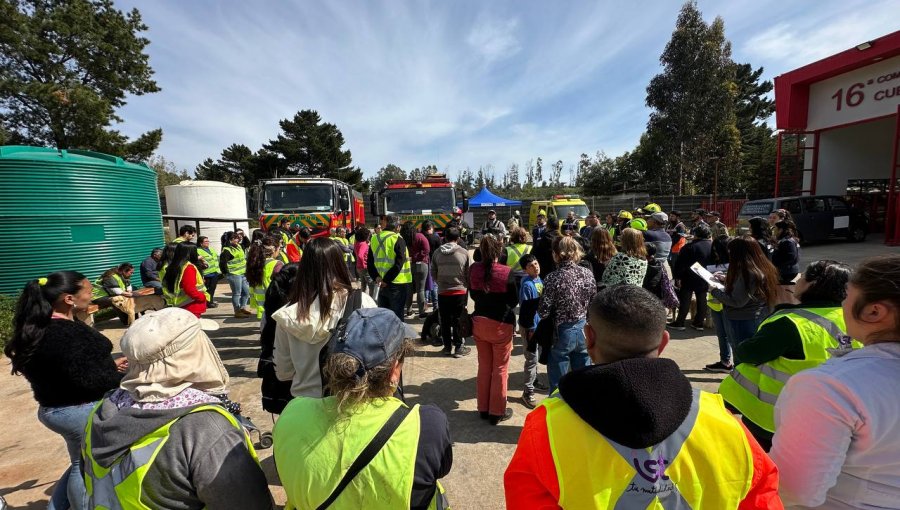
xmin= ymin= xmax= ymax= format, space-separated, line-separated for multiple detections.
xmin=774 ymin=30 xmax=900 ymax=243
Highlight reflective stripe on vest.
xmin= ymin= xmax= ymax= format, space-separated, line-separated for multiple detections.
xmin=273 ymin=396 xmax=447 ymax=510
xmin=277 ymin=251 xmax=289 ymax=264
xmin=370 ymin=232 xmax=412 ymax=284
xmin=162 ymin=263 xmax=209 ymax=308
xmin=197 ymin=247 xmax=220 ymax=276
xmin=541 ymin=388 xmax=752 ymax=509
xmin=251 ymin=259 xmax=279 ymax=318
xmin=83 ymin=402 xmax=258 ymax=509
xmin=719 ymin=307 xmax=862 ymax=432
xmin=223 ymin=246 xmax=246 ymax=275
xmin=505 ymin=243 xmax=531 ymax=269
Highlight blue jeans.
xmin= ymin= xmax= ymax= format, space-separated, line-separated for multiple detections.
xmin=144 ymin=279 xmax=163 ymax=295
xmin=38 ymin=402 xmax=96 ymax=510
xmin=226 ymin=274 xmax=250 ymax=310
xmin=548 ymin=320 xmax=590 ymax=394
xmin=725 ymin=315 xmax=766 ymax=363
xmin=710 ymin=309 xmax=732 ymax=365
xmin=378 ymin=283 xmax=411 ymax=321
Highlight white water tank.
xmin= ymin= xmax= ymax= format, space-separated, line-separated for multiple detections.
xmin=165 ymin=180 xmax=249 ymax=253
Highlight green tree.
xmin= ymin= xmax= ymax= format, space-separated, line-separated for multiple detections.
xmin=535 ymin=157 xmax=543 ymax=186
xmin=523 ymin=159 xmax=535 ymax=189
xmin=456 ymin=167 xmax=474 ymax=197
xmin=262 ymin=110 xmax=363 ymax=188
xmin=409 ymin=164 xmax=438 ymax=181
xmin=549 ymin=160 xmax=563 ymax=187
xmin=645 ymin=1 xmax=739 ymax=195
xmin=148 ymin=155 xmax=190 ymax=197
xmin=370 ymin=163 xmax=406 ymax=191
xmin=733 ymin=63 xmax=776 ymax=194
xmin=0 ymin=0 xmax=161 ymax=160
xmin=505 ymin=163 xmax=520 ymax=191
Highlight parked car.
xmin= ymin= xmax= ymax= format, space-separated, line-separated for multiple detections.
xmin=736 ymin=195 xmax=868 ymax=243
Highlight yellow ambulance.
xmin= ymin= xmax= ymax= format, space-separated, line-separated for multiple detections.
xmin=529 ymin=195 xmax=590 ymax=232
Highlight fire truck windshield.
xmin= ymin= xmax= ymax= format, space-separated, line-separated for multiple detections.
xmin=263 ymin=184 xmax=333 ymax=212
xmin=384 ymin=188 xmax=455 ymax=213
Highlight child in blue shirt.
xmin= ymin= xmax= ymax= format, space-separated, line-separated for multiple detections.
xmin=518 ymin=254 xmax=544 ymax=408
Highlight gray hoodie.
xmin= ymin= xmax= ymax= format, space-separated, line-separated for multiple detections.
xmin=85 ymin=397 xmax=273 ymax=510
xmin=431 ymin=242 xmax=470 ymax=294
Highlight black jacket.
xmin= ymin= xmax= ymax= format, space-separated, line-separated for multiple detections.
xmin=673 ymin=239 xmax=713 ymax=289
xmin=532 ymin=230 xmax=560 ymax=277
xmin=772 ymin=236 xmax=800 ymax=283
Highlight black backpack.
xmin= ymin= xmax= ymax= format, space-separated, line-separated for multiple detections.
xmin=318 ymin=289 xmax=363 ymax=396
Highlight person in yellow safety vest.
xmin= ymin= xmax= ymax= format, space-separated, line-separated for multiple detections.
xmin=196 ymin=236 xmax=221 ymax=308
xmin=274 ymin=307 xmax=452 ymax=510
xmin=610 ymin=210 xmax=632 ymax=242
xmin=367 ymin=215 xmax=413 ymax=321
xmin=220 ymin=231 xmax=253 ymax=318
xmin=246 ymin=237 xmax=284 ymax=319
xmin=162 ymin=242 xmax=210 ymax=318
xmin=172 ymin=224 xmax=196 ymax=244
xmin=505 ymin=285 xmax=783 ymax=509
xmin=504 ymin=227 xmax=531 ymax=268
xmin=92 ymin=263 xmax=163 ymax=325
xmin=719 ymin=260 xmax=861 ymax=451
xmin=82 ymin=308 xmax=275 ymax=509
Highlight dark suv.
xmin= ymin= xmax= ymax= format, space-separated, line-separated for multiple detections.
xmin=736 ymin=195 xmax=868 ymax=243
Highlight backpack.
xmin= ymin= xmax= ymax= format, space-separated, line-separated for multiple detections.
xmin=318 ymin=289 xmax=364 ymax=396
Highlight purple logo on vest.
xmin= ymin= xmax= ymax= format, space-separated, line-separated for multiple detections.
xmin=634 ymin=455 xmax=671 ymax=482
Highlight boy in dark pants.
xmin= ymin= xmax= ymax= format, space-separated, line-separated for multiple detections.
xmin=518 ymin=254 xmax=545 ymax=408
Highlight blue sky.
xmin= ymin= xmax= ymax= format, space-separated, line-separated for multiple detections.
xmin=114 ymin=0 xmax=898 ymax=181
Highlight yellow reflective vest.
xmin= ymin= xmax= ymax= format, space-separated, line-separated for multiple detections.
xmin=83 ymin=402 xmax=258 ymax=509
xmin=91 ymin=273 xmax=128 ymax=301
xmin=197 ymin=247 xmax=220 ymax=276
xmin=369 ymin=231 xmax=412 ymax=284
xmin=162 ymin=263 xmax=209 ymax=308
xmin=505 ymin=243 xmax=531 ymax=269
xmin=719 ymin=307 xmax=861 ymax=432
xmin=540 ymin=388 xmax=753 ymax=509
xmin=250 ymin=258 xmax=280 ymax=318
xmin=274 ymin=396 xmax=447 ymax=510
xmin=223 ymin=245 xmax=246 ymax=276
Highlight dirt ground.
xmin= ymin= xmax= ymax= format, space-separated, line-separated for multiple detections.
xmin=2 ymin=237 xmax=897 ymax=509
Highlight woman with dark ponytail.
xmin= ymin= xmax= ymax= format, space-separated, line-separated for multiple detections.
xmin=4 ymin=271 xmax=124 ymax=510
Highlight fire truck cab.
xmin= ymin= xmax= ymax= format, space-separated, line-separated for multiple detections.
xmin=257 ymin=178 xmax=364 ymax=237
xmin=369 ymin=173 xmax=465 ymax=232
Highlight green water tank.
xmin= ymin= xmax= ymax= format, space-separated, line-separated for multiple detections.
xmin=0 ymin=146 xmax=164 ymax=295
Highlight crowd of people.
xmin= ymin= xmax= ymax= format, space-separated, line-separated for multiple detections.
xmin=5 ymin=205 xmax=900 ymax=509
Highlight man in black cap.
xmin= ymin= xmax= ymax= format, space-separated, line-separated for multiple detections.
xmin=482 ymin=210 xmax=507 ymax=237
xmin=689 ymin=209 xmax=708 ymax=238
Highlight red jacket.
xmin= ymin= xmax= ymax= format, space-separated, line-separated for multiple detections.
xmin=504 ymin=406 xmax=783 ymax=510
xmin=181 ymin=264 xmax=207 ymax=318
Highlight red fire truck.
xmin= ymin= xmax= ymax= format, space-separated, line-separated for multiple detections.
xmin=369 ymin=173 xmax=465 ymax=231
xmin=257 ymin=177 xmax=364 ymax=237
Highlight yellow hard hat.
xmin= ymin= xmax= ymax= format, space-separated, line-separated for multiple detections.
xmin=629 ymin=218 xmax=648 ymax=231
xmin=644 ymin=203 xmax=662 ymax=213
xmin=617 ymin=210 xmax=633 ymax=220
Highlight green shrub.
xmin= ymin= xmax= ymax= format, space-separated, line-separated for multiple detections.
xmin=0 ymin=295 xmax=17 ymax=351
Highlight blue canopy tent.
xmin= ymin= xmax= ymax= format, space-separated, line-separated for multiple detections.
xmin=466 ymin=187 xmax=522 ymax=208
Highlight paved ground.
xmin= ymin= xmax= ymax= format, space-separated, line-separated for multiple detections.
xmin=1 ymin=235 xmax=897 ymax=509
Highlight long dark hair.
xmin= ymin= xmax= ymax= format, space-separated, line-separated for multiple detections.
xmin=5 ymin=271 xmax=87 ymax=374
xmin=748 ymin=217 xmax=769 ymax=241
xmin=164 ymin=242 xmax=200 ymax=292
xmin=725 ymin=237 xmax=779 ymax=306
xmin=246 ymin=235 xmax=278 ymax=287
xmin=400 ymin=221 xmax=417 ymax=252
xmin=288 ymin=238 xmax=352 ymax=322
xmin=478 ymin=235 xmax=503 ymax=285
xmin=799 ymin=260 xmax=852 ymax=304
xmin=775 ymin=220 xmax=797 ymax=240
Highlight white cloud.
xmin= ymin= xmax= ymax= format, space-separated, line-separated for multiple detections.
xmin=741 ymin=1 xmax=899 ymax=71
xmin=466 ymin=16 xmax=521 ymax=63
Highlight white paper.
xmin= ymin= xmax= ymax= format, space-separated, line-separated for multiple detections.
xmin=691 ymin=262 xmax=724 ymax=290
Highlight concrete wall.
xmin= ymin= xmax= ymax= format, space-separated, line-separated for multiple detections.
xmin=817 ymin=116 xmax=896 ymax=195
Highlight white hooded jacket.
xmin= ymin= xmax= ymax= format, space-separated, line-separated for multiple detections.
xmin=272 ymin=290 xmax=376 ymax=397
